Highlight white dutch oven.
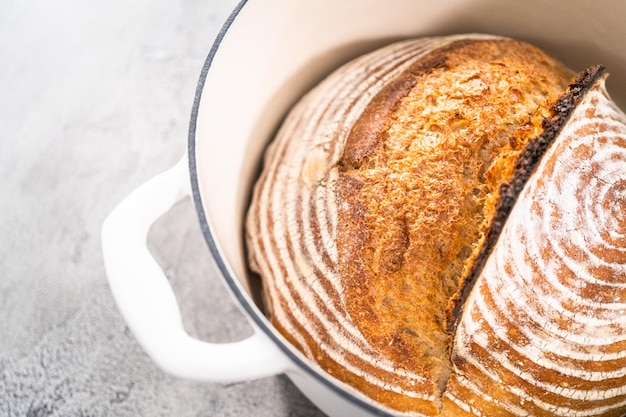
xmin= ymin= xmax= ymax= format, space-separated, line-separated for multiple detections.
xmin=102 ymin=1 xmax=626 ymax=415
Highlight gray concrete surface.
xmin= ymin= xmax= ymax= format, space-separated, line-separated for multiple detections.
xmin=0 ymin=0 xmax=326 ymax=415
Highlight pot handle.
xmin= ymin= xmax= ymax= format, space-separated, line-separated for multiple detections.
xmin=101 ymin=156 xmax=291 ymax=382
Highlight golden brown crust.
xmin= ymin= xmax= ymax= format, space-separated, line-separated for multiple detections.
xmin=245 ymin=35 xmax=626 ymax=416
xmin=336 ymin=38 xmax=573 ymax=410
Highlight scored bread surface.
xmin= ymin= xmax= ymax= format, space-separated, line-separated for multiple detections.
xmin=245 ymin=34 xmax=626 ymax=416
xmin=444 ymin=71 xmax=626 ymax=417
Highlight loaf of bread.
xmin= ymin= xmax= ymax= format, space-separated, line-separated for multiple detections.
xmin=245 ymin=34 xmax=626 ymax=416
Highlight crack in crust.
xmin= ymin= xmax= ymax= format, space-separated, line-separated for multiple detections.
xmin=446 ymin=65 xmax=608 ymax=334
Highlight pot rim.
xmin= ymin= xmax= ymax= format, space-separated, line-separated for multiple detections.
xmin=187 ymin=1 xmax=393 ymax=416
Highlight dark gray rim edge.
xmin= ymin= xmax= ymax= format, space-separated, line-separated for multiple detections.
xmin=187 ymin=2 xmax=393 ymax=416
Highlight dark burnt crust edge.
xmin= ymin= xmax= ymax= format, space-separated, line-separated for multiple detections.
xmin=446 ymin=64 xmax=608 ymax=334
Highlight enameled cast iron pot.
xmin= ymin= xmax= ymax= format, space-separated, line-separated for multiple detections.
xmin=102 ymin=1 xmax=626 ymax=415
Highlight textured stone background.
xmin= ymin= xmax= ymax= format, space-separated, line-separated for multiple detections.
xmin=0 ymin=0 xmax=325 ymax=415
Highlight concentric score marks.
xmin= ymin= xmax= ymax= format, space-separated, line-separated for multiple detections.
xmin=445 ymin=74 xmax=626 ymax=417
